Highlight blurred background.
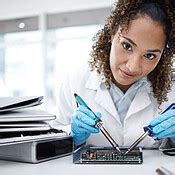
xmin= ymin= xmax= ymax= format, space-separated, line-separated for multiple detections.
xmin=0 ymin=0 xmax=174 ymax=115
xmin=0 ymin=0 xmax=115 ymax=114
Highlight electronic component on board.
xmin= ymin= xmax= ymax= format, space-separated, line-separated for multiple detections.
xmin=73 ymin=146 xmax=143 ymax=164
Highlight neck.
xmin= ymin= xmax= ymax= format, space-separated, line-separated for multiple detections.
xmin=112 ymin=80 xmax=132 ymax=93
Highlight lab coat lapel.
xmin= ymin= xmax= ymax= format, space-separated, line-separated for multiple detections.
xmin=126 ymin=86 xmax=151 ymax=119
xmin=85 ymin=72 xmax=121 ymax=123
xmin=95 ymin=87 xmax=121 ymax=123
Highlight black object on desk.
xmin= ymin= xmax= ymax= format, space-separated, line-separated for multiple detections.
xmin=73 ymin=146 xmax=143 ymax=164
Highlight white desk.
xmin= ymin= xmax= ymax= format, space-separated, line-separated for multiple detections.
xmin=0 ymin=150 xmax=174 ymax=175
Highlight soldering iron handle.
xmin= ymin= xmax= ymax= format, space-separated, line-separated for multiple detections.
xmin=74 ymin=93 xmax=102 ymax=123
xmin=143 ymin=125 xmax=154 ymax=137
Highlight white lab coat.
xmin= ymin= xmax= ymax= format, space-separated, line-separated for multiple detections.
xmin=57 ymin=64 xmax=175 ymax=148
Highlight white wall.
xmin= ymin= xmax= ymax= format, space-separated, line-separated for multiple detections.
xmin=0 ymin=0 xmax=115 ymax=20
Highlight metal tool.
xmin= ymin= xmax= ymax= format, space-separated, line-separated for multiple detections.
xmin=124 ymin=125 xmax=153 ymax=155
xmin=74 ymin=93 xmax=121 ymax=154
xmin=125 ymin=103 xmax=175 ymax=155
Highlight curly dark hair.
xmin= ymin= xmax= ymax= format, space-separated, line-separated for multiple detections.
xmin=88 ymin=0 xmax=175 ymax=106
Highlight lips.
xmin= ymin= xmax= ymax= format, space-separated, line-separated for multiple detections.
xmin=120 ymin=69 xmax=137 ymax=78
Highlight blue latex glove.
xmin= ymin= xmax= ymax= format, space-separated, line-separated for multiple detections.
xmin=71 ymin=105 xmax=101 ymax=146
xmin=149 ymin=109 xmax=175 ymax=140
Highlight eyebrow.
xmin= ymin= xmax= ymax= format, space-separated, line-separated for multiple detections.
xmin=122 ymin=36 xmax=161 ymax=53
xmin=146 ymin=49 xmax=161 ymax=53
xmin=122 ymin=36 xmax=137 ymax=46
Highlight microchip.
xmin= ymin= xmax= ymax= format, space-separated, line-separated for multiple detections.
xmin=73 ymin=146 xmax=143 ymax=164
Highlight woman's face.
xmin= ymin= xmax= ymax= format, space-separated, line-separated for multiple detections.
xmin=109 ymin=16 xmax=166 ymax=92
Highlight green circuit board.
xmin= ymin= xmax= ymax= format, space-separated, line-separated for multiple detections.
xmin=73 ymin=146 xmax=143 ymax=164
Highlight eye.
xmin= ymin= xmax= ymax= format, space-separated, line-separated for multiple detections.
xmin=144 ymin=53 xmax=156 ymax=60
xmin=122 ymin=42 xmax=132 ymax=51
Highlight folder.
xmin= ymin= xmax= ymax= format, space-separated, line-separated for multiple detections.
xmin=0 ymin=96 xmax=43 ymax=112
xmin=0 ymin=109 xmax=56 ymax=122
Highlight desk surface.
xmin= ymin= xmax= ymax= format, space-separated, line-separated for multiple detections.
xmin=0 ymin=150 xmax=174 ymax=175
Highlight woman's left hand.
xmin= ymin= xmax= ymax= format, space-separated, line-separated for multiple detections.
xmin=149 ymin=109 xmax=175 ymax=140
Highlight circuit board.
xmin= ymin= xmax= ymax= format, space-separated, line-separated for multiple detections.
xmin=73 ymin=146 xmax=143 ymax=164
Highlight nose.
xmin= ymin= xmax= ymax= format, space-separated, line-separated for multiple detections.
xmin=125 ymin=54 xmax=141 ymax=74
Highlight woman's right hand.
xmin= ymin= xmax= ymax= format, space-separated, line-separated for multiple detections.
xmin=71 ymin=105 xmax=101 ymax=146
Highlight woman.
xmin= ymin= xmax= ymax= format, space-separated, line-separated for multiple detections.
xmin=57 ymin=0 xmax=175 ymax=149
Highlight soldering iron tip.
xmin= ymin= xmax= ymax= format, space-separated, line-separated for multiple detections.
xmin=124 ymin=150 xmax=129 ymax=155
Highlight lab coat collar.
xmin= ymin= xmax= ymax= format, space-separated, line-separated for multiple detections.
xmin=85 ymin=71 xmax=121 ymax=124
xmin=85 ymin=72 xmax=153 ymax=124
xmin=85 ymin=71 xmax=100 ymax=90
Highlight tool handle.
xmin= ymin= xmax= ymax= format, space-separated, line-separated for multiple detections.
xmin=143 ymin=103 xmax=175 ymax=138
xmin=74 ymin=93 xmax=102 ymax=123
xmin=143 ymin=125 xmax=154 ymax=137
xmin=161 ymin=103 xmax=175 ymax=114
